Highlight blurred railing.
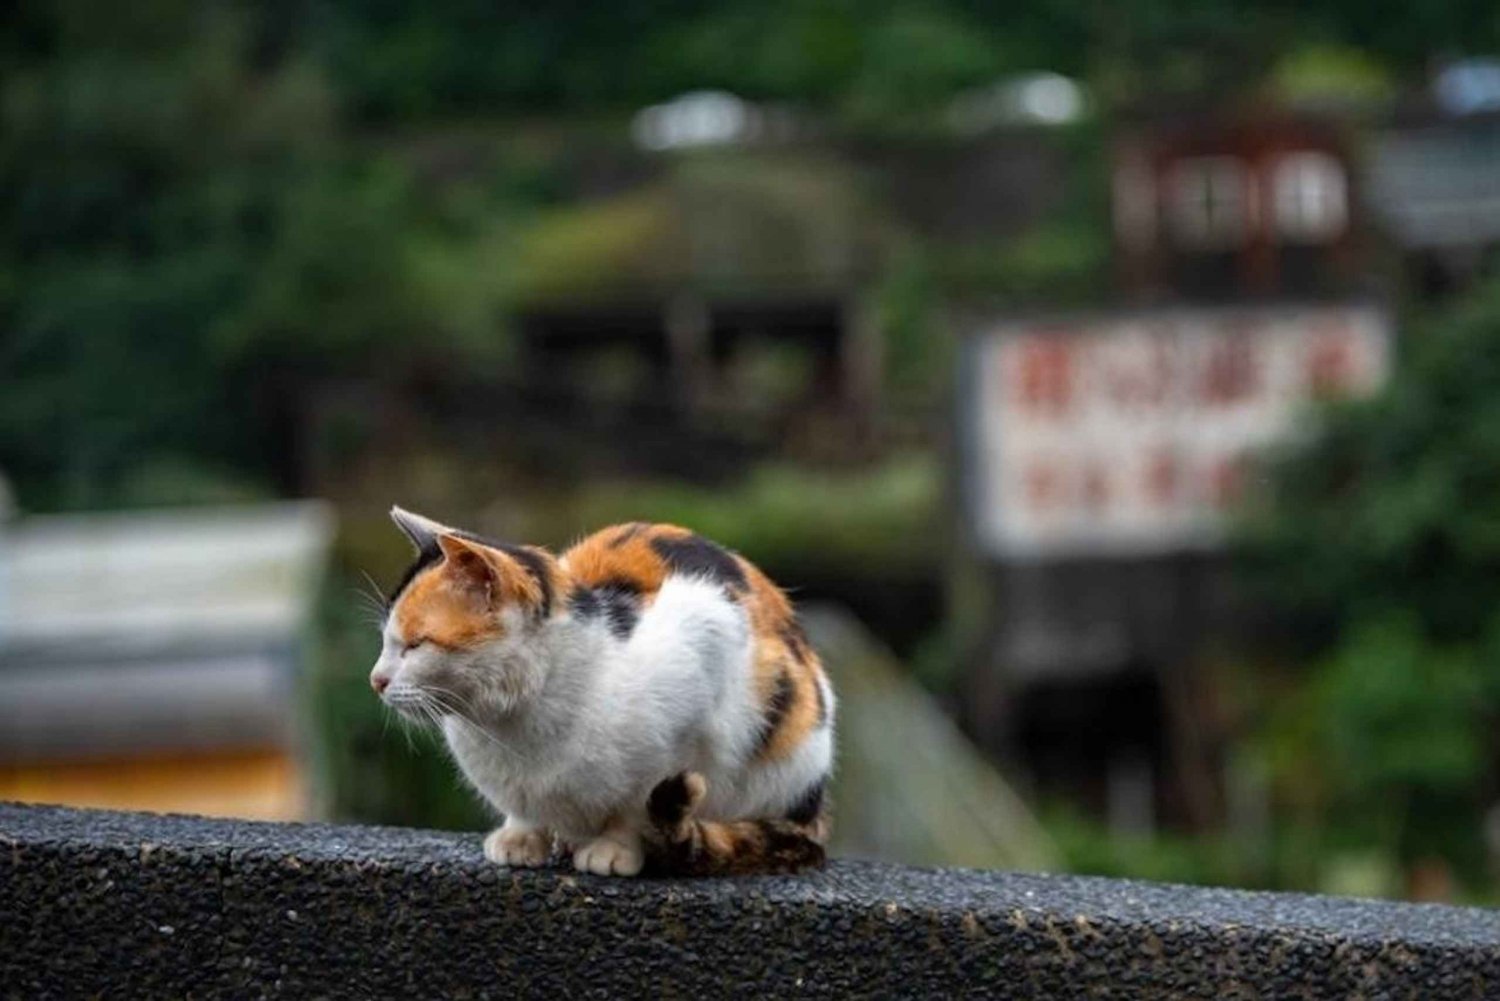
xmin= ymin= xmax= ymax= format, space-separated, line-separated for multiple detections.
xmin=3 ymin=801 xmax=1498 ymax=998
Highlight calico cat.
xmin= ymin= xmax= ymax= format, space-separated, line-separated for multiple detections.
xmin=369 ymin=506 xmax=834 ymax=877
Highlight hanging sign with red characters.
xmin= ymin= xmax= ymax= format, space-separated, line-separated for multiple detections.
xmin=971 ymin=304 xmax=1391 ymax=558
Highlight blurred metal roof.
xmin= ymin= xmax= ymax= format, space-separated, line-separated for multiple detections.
xmin=1368 ymin=115 xmax=1500 ymax=249
xmin=508 ymin=155 xmax=887 ymax=306
xmin=0 ymin=501 xmax=335 ymax=760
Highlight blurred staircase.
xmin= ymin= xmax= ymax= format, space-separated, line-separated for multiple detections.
xmin=805 ymin=605 xmax=1056 ymax=871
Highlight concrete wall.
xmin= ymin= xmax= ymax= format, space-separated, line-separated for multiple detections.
xmin=4 ymin=801 xmax=1499 ymax=998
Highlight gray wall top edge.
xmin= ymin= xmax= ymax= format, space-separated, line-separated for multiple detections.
xmin=5 ymin=800 xmax=1498 ymax=952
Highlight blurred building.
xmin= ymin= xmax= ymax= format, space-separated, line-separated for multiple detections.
xmin=305 ymin=99 xmax=1075 ymax=496
xmin=957 ymin=303 xmax=1391 ymax=830
xmin=955 ymin=106 xmax=1400 ymax=831
xmin=0 ymin=501 xmax=334 ymax=819
xmin=1112 ymin=114 xmax=1361 ymax=301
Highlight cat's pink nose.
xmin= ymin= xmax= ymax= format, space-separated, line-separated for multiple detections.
xmin=371 ymin=672 xmax=391 ymax=695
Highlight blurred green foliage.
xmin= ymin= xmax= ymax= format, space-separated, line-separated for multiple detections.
xmin=1267 ymin=44 xmax=1397 ymax=107
xmin=1046 ymin=805 xmax=1254 ymax=889
xmin=7 ymin=0 xmax=1483 ymax=511
xmin=1 ymin=1 xmax=508 ymax=510
xmin=1239 ymin=275 xmax=1500 ymax=891
xmin=507 ymin=152 xmax=883 ymax=303
xmin=293 ymin=0 xmax=1498 ymax=121
xmin=569 ymin=455 xmax=941 ymax=577
xmin=332 ymin=455 xmax=942 ymax=592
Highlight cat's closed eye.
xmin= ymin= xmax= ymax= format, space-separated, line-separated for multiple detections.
xmin=402 ymin=639 xmax=427 ymax=654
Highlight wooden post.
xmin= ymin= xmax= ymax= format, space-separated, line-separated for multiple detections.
xmin=841 ymin=294 xmax=883 ymax=447
xmin=664 ymin=293 xmax=711 ymax=418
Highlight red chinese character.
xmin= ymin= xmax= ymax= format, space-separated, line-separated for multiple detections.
xmin=1145 ymin=448 xmax=1178 ymax=506
xmin=1306 ymin=327 xmax=1355 ymax=397
xmin=1013 ymin=336 xmax=1074 ymax=418
xmin=1024 ymin=459 xmax=1066 ymax=512
xmin=1082 ymin=464 xmax=1110 ymax=512
xmin=1103 ymin=337 xmax=1174 ymax=413
xmin=1201 ymin=334 xmax=1258 ymax=406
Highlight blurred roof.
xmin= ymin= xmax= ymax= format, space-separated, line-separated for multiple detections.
xmin=0 ymin=501 xmax=335 ymax=761
xmin=1368 ymin=113 xmax=1500 ymax=249
xmin=509 ymin=154 xmax=888 ymax=305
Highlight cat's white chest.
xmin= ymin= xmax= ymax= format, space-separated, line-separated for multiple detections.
xmin=442 ymin=720 xmax=530 ymax=805
xmin=442 ymin=719 xmax=598 ymax=835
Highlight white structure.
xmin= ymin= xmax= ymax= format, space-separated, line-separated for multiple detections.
xmin=0 ymin=501 xmax=334 ymax=768
xmin=967 ymin=304 xmax=1391 ymax=559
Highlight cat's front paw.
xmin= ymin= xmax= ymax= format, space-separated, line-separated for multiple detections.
xmin=573 ymin=835 xmax=644 ymax=877
xmin=484 ymin=826 xmax=553 ymax=867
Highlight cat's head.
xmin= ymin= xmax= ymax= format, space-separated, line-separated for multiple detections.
xmin=370 ymin=506 xmax=554 ymax=721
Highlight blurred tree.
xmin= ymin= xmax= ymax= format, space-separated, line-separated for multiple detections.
xmin=7 ymin=0 xmax=1497 ymax=513
xmin=0 ymin=0 xmax=507 ymax=510
xmin=1241 ymin=275 xmax=1500 ymax=892
xmin=305 ymin=0 xmax=1003 ymax=120
xmin=291 ymin=0 xmax=1500 ymax=122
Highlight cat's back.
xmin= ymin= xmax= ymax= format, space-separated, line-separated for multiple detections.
xmin=562 ymin=522 xmax=792 ymax=637
xmin=563 ymin=522 xmax=748 ymax=601
xmin=561 ymin=523 xmax=832 ymax=766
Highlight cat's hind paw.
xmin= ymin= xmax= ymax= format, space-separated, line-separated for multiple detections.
xmin=647 ymin=771 xmax=708 ymax=836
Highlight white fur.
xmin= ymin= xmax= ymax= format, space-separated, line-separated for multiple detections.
xmin=373 ymin=573 xmax=834 ymax=855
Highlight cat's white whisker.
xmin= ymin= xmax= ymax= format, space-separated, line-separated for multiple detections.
xmin=420 ymin=690 xmax=512 ymax=752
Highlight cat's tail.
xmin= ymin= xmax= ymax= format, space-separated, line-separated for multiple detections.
xmin=643 ymin=772 xmax=829 ymax=876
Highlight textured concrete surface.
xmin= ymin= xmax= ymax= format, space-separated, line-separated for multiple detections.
xmin=4 ymin=802 xmax=1500 ymax=999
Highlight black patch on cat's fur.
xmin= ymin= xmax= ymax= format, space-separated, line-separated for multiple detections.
xmin=569 ymin=579 xmax=640 ymax=640
xmin=780 ymin=619 xmax=811 ymax=663
xmin=647 ymin=773 xmax=695 ymax=826
xmin=761 ymin=825 xmax=826 ymax=871
xmin=388 ymin=542 xmax=442 ymax=608
xmin=498 ymin=543 xmax=555 ymax=619
xmin=786 ymin=780 xmax=825 ymax=825
xmin=569 ymin=586 xmax=600 ymax=617
xmin=609 ymin=522 xmax=648 ymax=548
xmin=754 ymin=668 xmax=796 ymax=756
xmin=650 ymin=533 xmax=747 ymax=592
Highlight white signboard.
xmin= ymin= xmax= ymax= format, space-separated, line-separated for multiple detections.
xmin=972 ymin=304 xmax=1391 ymax=558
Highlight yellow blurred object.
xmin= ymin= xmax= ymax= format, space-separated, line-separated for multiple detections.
xmin=0 ymin=502 xmax=334 ymax=824
xmin=0 ymin=749 xmax=305 ymax=821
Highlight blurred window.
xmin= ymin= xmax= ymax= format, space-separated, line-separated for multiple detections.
xmin=1168 ymin=157 xmax=1251 ymax=249
xmin=1272 ymin=152 xmax=1347 ymax=242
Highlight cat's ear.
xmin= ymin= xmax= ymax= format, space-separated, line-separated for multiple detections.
xmin=436 ymin=532 xmax=500 ymax=601
xmin=390 ymin=505 xmax=447 ymax=552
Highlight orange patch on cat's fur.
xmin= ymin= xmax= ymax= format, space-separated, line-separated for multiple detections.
xmin=740 ymin=558 xmax=791 ymax=625
xmin=394 ymin=566 xmax=504 ymax=649
xmin=564 ymin=522 xmax=684 ymax=598
xmin=392 ymin=533 xmax=552 ymax=650
xmin=562 ymin=523 xmax=828 ymax=762
xmin=737 ymin=557 xmax=826 ymax=761
xmin=755 ymin=642 xmax=825 ymax=761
